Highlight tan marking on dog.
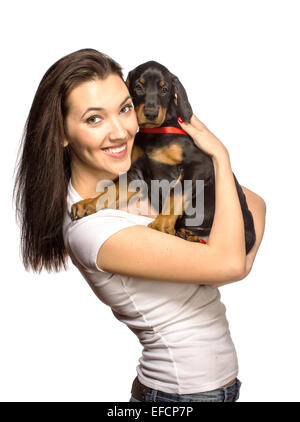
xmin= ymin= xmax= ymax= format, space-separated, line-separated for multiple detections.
xmin=161 ymin=181 xmax=185 ymax=216
xmin=148 ymin=189 xmax=184 ymax=234
xmin=177 ymin=228 xmax=202 ymax=242
xmin=96 ymin=181 xmax=142 ymax=211
xmin=148 ymin=144 xmax=183 ymax=165
xmin=159 ymin=80 xmax=165 ymax=87
xmin=147 ymin=214 xmax=178 ymax=235
xmin=147 ymin=174 xmax=187 ymax=234
xmin=136 ymin=104 xmax=168 ymax=128
xmin=71 ymin=178 xmax=142 ymax=220
xmin=139 ymin=77 xmax=145 ymax=84
xmin=131 ymin=145 xmax=144 ymax=163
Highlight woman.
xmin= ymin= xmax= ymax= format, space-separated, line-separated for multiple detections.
xmin=14 ymin=48 xmax=266 ymax=402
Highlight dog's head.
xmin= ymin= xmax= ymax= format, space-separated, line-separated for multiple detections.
xmin=126 ymin=61 xmax=192 ymax=128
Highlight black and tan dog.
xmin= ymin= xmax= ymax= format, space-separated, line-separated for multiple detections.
xmin=71 ymin=61 xmax=256 ymax=254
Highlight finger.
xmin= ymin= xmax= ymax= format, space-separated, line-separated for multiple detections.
xmin=178 ymin=117 xmax=201 ymax=140
xmin=178 ymin=114 xmax=207 ymax=133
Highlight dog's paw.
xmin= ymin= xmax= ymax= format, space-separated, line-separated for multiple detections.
xmin=70 ymin=198 xmax=97 ymax=221
xmin=176 ymin=228 xmax=207 ymax=243
xmin=148 ymin=216 xmax=176 ymax=235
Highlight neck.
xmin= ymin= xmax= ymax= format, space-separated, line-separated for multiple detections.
xmin=71 ymin=173 xmax=100 ymax=199
xmin=70 ymin=159 xmax=117 ymax=199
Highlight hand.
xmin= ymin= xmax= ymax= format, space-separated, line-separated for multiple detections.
xmin=178 ymin=114 xmax=229 ymax=160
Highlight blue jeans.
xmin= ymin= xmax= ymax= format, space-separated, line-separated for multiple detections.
xmin=129 ymin=379 xmax=242 ymax=402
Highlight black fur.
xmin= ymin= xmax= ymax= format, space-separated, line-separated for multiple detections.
xmin=126 ymin=61 xmax=256 ymax=254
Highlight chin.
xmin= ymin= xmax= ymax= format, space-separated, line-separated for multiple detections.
xmin=112 ymin=160 xmax=132 ymax=178
xmin=120 ymin=162 xmax=131 ymax=175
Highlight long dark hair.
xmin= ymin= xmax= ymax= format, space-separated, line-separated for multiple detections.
xmin=13 ymin=48 xmax=123 ymax=273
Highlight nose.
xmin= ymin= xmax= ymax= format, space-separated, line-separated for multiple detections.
xmin=108 ymin=116 xmax=127 ymax=141
xmin=144 ymin=104 xmax=159 ymax=120
xmin=144 ymin=93 xmax=159 ymax=120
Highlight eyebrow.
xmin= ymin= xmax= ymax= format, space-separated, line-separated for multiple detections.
xmin=80 ymin=95 xmax=132 ymax=119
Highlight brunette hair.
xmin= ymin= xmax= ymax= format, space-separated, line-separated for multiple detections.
xmin=13 ymin=48 xmax=123 ymax=273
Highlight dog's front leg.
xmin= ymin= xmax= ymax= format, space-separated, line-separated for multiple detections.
xmin=70 ymin=181 xmax=140 ymax=221
xmin=148 ymin=189 xmax=185 ymax=235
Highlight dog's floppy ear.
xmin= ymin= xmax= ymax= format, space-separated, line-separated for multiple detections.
xmin=171 ymin=74 xmax=193 ymax=123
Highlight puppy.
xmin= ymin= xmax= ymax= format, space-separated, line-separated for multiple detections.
xmin=71 ymin=61 xmax=256 ymax=254
xmin=125 ymin=61 xmax=256 ymax=253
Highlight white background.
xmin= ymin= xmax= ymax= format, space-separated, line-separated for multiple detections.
xmin=1 ymin=0 xmax=299 ymax=402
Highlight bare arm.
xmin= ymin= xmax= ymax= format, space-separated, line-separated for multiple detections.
xmin=211 ymin=186 xmax=266 ymax=288
xmin=97 ymin=115 xmax=247 ymax=286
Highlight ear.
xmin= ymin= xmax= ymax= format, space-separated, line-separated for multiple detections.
xmin=171 ymin=74 xmax=193 ymax=123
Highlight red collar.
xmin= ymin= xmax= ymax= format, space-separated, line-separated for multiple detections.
xmin=139 ymin=126 xmax=187 ymax=135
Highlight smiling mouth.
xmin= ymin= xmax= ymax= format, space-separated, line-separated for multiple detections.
xmin=101 ymin=142 xmax=128 ymax=157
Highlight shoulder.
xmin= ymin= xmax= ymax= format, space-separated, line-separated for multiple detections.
xmin=63 ymin=180 xmax=154 ymax=272
xmin=63 ymin=178 xmax=155 ymax=272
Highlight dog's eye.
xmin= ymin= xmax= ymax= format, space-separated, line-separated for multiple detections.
xmin=135 ymin=82 xmax=145 ymax=95
xmin=160 ymin=86 xmax=169 ymax=95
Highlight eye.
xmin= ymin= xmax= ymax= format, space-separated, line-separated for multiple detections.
xmin=120 ymin=103 xmax=134 ymax=114
xmin=134 ymin=82 xmax=145 ymax=95
xmin=160 ymin=86 xmax=169 ymax=95
xmin=86 ymin=115 xmax=102 ymax=125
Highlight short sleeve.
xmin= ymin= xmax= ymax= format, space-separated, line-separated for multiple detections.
xmin=66 ymin=209 xmax=139 ymax=273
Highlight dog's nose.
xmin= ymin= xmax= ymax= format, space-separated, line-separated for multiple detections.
xmin=144 ymin=107 xmax=158 ymax=120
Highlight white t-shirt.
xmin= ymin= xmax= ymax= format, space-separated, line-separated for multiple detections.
xmin=63 ymin=180 xmax=238 ymax=394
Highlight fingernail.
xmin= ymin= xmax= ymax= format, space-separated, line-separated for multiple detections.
xmin=178 ymin=116 xmax=184 ymax=123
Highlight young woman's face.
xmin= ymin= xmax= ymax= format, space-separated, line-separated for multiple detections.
xmin=64 ymin=74 xmax=138 ymax=182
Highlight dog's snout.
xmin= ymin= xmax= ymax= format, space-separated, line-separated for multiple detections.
xmin=144 ymin=106 xmax=159 ymax=120
xmin=146 ymin=99 xmax=155 ymax=107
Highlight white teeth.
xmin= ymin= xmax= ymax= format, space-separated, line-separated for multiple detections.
xmin=104 ymin=144 xmax=126 ymax=154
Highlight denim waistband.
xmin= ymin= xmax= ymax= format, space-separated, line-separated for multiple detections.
xmin=130 ymin=376 xmax=242 ymax=402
